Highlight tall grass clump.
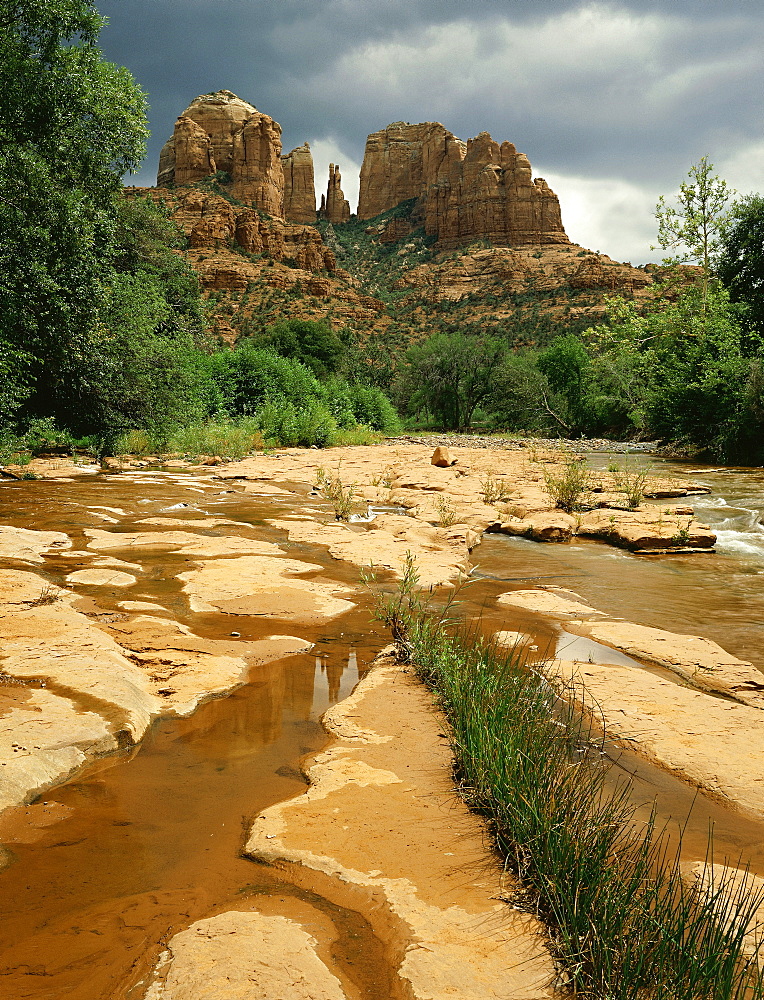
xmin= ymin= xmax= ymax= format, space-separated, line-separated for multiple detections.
xmin=371 ymin=570 xmax=764 ymax=998
xmin=611 ymin=462 xmax=650 ymax=510
xmin=544 ymin=457 xmax=591 ymax=512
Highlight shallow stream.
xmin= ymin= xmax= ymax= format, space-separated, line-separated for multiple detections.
xmin=0 ymin=454 xmax=762 ymax=998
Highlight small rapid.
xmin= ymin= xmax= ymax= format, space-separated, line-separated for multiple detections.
xmin=693 ymin=488 xmax=764 ymax=562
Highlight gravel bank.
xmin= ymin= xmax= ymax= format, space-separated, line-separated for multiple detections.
xmin=384 ymin=433 xmax=658 ymax=454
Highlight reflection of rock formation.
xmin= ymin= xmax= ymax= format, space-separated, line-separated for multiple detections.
xmin=157 ymin=91 xmax=317 ymax=223
xmin=358 ymin=120 xmax=568 ymax=249
xmin=325 ymin=656 xmax=344 ymax=705
xmin=319 ymin=164 xmax=351 ymax=224
xmin=282 ymin=143 xmax=317 ymax=224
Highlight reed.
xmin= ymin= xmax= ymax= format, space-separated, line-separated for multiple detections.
xmin=380 ymin=597 xmax=764 ymax=998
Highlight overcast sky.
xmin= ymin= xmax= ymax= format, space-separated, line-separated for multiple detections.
xmin=97 ymin=0 xmax=764 ymax=265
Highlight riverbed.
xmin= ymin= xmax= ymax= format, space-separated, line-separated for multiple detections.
xmin=0 ymin=447 xmax=762 ymax=998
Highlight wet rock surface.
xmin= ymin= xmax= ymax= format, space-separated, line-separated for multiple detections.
xmin=242 ymin=653 xmax=554 ymax=1000
xmin=0 ymin=445 xmax=762 ymax=998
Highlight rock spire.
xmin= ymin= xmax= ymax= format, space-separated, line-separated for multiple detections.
xmin=319 ymin=163 xmax=351 ymax=224
xmin=282 ymin=143 xmax=317 ymax=224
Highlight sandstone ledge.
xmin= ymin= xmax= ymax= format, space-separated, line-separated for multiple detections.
xmin=553 ymin=659 xmax=764 ymax=822
xmin=243 ymin=653 xmax=554 ymax=1000
xmin=498 ymin=586 xmax=764 ymax=709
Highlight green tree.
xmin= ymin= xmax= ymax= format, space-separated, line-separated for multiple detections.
xmin=717 ymin=193 xmax=764 ymax=343
xmin=653 ymin=156 xmax=732 ymax=316
xmin=398 ymin=332 xmax=505 ymax=430
xmin=259 ymin=319 xmax=345 ymax=379
xmin=0 ymin=0 xmax=149 ymax=426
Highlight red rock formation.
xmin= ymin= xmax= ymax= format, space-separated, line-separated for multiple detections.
xmin=157 ymin=116 xmax=216 ymax=187
xmin=282 ymin=143 xmax=317 ymax=224
xmin=358 ymin=120 xmax=568 ymax=249
xmin=140 ymin=187 xmax=335 ymax=274
xmin=230 ymin=112 xmax=284 ymax=216
xmin=358 ymin=122 xmax=464 ymax=220
xmin=427 ymin=133 xmax=568 ymax=249
xmin=319 ymin=164 xmax=351 ymax=224
xmin=157 ymin=91 xmax=284 ymax=218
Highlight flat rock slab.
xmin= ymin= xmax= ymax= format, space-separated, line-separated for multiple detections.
xmin=270 ymin=514 xmax=474 ymax=588
xmin=497 ymin=587 xmax=607 ymax=619
xmin=0 ymin=525 xmax=71 ymax=564
xmin=179 ymin=556 xmax=356 ymax=624
xmin=553 ymin=660 xmax=764 ymax=821
xmin=0 ymin=687 xmax=115 ymax=816
xmin=246 ymin=655 xmax=554 ymax=1000
xmin=85 ymin=529 xmax=282 ymax=559
xmin=0 ymin=569 xmax=66 ymax=608
xmin=497 ymin=585 xmax=764 ymax=710
xmin=565 ymin=619 xmax=764 ymax=709
xmin=105 ymin=616 xmax=313 ymax=716
xmin=144 ymin=911 xmax=347 ymax=1000
xmin=0 ymin=603 xmax=160 ymax=740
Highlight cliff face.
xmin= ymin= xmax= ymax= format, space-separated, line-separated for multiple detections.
xmin=282 ymin=143 xmax=317 ymax=224
xmin=358 ymin=121 xmax=567 ymax=249
xmin=426 ymin=132 xmax=567 ymax=249
xmin=357 ymin=122 xmax=465 ymax=221
xmin=155 ymin=187 xmax=335 ymax=274
xmin=319 ymin=164 xmax=351 ymax=224
xmin=157 ymin=91 xmax=317 ymax=222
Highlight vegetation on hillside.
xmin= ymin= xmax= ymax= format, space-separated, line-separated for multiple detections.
xmin=391 ymin=160 xmax=764 ymax=461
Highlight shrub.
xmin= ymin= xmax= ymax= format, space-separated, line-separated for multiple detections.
xmin=544 ymin=459 xmax=591 ymax=512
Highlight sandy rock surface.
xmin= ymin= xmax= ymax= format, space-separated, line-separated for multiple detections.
xmin=218 ymin=443 xmax=713 ymax=559
xmin=144 ymin=911 xmax=347 ymax=1000
xmin=179 ymin=555 xmax=356 ymax=622
xmin=499 ymin=584 xmax=764 ymax=710
xmin=245 ymin=653 xmax=555 ymax=1000
xmin=554 ymin=659 xmax=764 ymax=820
xmin=0 ymin=687 xmax=114 ymax=816
xmin=0 ymin=525 xmax=71 ymax=563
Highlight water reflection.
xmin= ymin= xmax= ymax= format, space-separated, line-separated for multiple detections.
xmin=0 ymin=473 xmax=380 ymax=1000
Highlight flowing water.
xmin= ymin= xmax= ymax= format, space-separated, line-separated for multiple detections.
xmin=0 ymin=455 xmax=763 ymax=998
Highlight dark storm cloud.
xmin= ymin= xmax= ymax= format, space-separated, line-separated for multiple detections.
xmin=97 ymin=0 xmax=764 ymax=261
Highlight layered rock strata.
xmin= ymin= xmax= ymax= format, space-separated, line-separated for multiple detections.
xmin=358 ymin=120 xmax=568 ymax=248
xmin=319 ymin=163 xmax=351 ymax=224
xmin=157 ymin=91 xmax=317 ymax=223
xmin=358 ymin=121 xmax=465 ymax=219
xmin=134 ymin=188 xmax=335 ymax=275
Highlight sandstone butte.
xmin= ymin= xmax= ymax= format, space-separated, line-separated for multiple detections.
xmin=158 ymin=90 xmax=318 ymax=224
xmin=157 ymin=92 xmax=567 ymax=250
xmin=357 ymin=120 xmax=568 ymax=248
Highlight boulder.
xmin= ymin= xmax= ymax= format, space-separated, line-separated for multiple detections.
xmin=431 ymin=446 xmax=456 ymax=467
